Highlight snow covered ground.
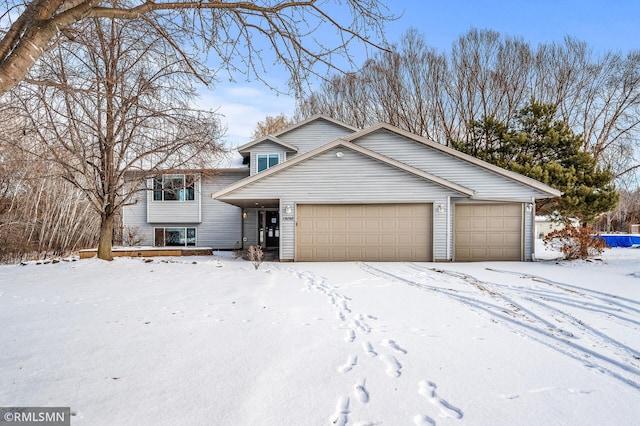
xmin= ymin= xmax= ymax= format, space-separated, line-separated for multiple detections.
xmin=0 ymin=243 xmax=638 ymax=425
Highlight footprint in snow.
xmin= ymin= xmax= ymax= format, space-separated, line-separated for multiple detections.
xmin=354 ymin=379 xmax=369 ymax=404
xmin=418 ymin=380 xmax=463 ymax=419
xmin=345 ymin=328 xmax=356 ymax=343
xmin=338 ymin=355 xmax=358 ymax=373
xmin=413 ymin=414 xmax=436 ymax=426
xmin=379 ymin=354 xmax=402 ymax=377
xmin=330 ymin=396 xmax=350 ymax=426
xmin=382 ymin=339 xmax=407 ymax=354
xmin=362 ymin=341 xmax=377 ymax=357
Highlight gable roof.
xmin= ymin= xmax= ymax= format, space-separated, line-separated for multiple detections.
xmin=236 ymin=114 xmax=359 ymax=156
xmin=237 ymin=135 xmax=298 ymax=154
xmin=344 ymin=123 xmax=563 ymax=198
xmin=272 ymin=114 xmax=360 ymax=138
xmin=212 ymin=138 xmax=475 ymax=200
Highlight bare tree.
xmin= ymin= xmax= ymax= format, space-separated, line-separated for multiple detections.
xmin=0 ymin=0 xmax=393 ymax=96
xmin=0 ymin=123 xmax=99 ymax=262
xmin=3 ymin=15 xmax=225 ymax=260
xmin=251 ymin=113 xmax=294 ymax=139
xmin=297 ymin=28 xmax=640 ymax=180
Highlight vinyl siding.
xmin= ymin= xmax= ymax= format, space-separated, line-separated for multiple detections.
xmin=198 ymin=171 xmax=247 ymax=249
xmin=122 ymin=187 xmax=154 ymax=245
xmin=248 ymin=142 xmax=294 ymax=176
xmin=354 ymin=129 xmax=554 ymax=200
xmin=147 ymin=178 xmax=201 ymax=223
xmin=123 ymin=170 xmax=248 ymax=249
xmin=525 ymin=203 xmax=534 ymax=260
xmin=280 ymin=118 xmax=356 ymax=158
xmin=219 ymin=147 xmax=461 ymax=260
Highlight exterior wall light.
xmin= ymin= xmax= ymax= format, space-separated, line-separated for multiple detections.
xmin=437 ymin=204 xmax=445 ymax=213
xmin=242 ymin=211 xmax=248 ymax=219
xmin=284 ymin=205 xmax=293 ymax=215
xmin=336 ymin=151 xmax=344 ymax=158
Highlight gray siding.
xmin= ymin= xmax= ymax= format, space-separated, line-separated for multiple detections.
xmin=122 ymin=186 xmax=154 ymax=245
xmin=248 ymin=141 xmax=293 ymax=176
xmin=280 ymin=119 xmax=355 ymax=158
xmin=525 ymin=202 xmax=534 ymax=261
xmin=123 ymin=170 xmax=248 ymax=249
xmin=220 ymin=147 xmax=462 ymax=260
xmin=147 ymin=178 xmax=201 ymax=223
xmin=199 ymin=171 xmax=247 ymax=249
xmin=354 ymin=129 xmax=553 ymax=200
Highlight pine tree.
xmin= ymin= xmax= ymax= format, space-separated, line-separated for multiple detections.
xmin=453 ymin=100 xmax=619 ymax=224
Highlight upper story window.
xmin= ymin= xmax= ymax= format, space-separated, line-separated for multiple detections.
xmin=257 ymin=154 xmax=279 ymax=172
xmin=153 ymin=174 xmax=195 ymax=201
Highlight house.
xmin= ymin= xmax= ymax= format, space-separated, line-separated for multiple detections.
xmin=122 ymin=115 xmax=562 ymax=262
xmin=535 ymin=216 xmax=580 ymax=239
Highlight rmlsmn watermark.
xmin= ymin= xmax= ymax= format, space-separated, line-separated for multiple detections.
xmin=0 ymin=408 xmax=70 ymax=426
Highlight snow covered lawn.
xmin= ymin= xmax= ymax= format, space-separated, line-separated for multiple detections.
xmin=1 ymin=245 xmax=639 ymax=425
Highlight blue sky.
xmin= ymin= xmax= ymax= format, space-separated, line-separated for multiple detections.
xmin=198 ymin=0 xmax=640 ymax=147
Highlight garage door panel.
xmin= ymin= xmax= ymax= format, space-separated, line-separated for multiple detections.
xmin=455 ymin=203 xmax=522 ymax=262
xmin=315 ymin=234 xmax=331 ymax=245
xmin=380 ymin=234 xmax=398 ymax=246
xmin=504 ymin=218 xmax=521 ymax=230
xmin=347 ymin=234 xmax=361 ymax=245
xmin=488 ymin=234 xmax=504 ymax=244
xmin=296 ymin=203 xmax=432 ymax=261
xmin=365 ymin=234 xmax=380 ymax=245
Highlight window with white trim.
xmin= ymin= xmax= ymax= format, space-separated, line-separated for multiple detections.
xmin=154 ymin=227 xmax=196 ymax=247
xmin=153 ymin=174 xmax=195 ymax=201
xmin=257 ymin=154 xmax=279 ymax=172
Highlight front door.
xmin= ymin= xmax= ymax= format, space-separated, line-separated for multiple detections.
xmin=258 ymin=210 xmax=280 ymax=248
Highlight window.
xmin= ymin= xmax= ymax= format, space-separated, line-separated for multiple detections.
xmin=154 ymin=227 xmax=196 ymax=247
xmin=153 ymin=174 xmax=195 ymax=201
xmin=257 ymin=154 xmax=279 ymax=172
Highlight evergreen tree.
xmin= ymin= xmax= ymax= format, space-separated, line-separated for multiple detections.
xmin=453 ymin=101 xmax=619 ymax=224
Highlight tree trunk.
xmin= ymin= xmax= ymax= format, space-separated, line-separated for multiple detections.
xmin=96 ymin=213 xmax=114 ymax=260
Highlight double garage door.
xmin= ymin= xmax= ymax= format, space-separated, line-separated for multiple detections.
xmin=296 ymin=204 xmax=432 ymax=261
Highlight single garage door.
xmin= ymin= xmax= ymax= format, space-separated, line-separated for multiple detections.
xmin=296 ymin=204 xmax=432 ymax=261
xmin=455 ymin=203 xmax=522 ymax=261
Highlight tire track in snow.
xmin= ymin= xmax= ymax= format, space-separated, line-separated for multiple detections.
xmin=360 ymin=262 xmax=640 ymax=391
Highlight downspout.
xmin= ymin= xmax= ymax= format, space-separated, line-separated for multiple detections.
xmin=530 ymin=196 xmax=536 ymax=261
xmin=446 ymin=195 xmax=451 ymax=260
xmin=241 ymin=208 xmax=246 ymax=250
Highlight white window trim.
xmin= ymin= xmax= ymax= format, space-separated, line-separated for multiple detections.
xmin=256 ymin=153 xmax=280 ymax=173
xmin=153 ymin=227 xmax=197 ymax=247
xmin=152 ymin=174 xmax=197 ymax=202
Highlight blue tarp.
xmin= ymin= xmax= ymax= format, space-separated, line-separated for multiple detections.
xmin=598 ymin=235 xmax=640 ymax=248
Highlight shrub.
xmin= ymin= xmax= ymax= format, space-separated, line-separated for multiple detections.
xmin=543 ymin=225 xmax=608 ymax=260
xmin=122 ymin=226 xmax=142 ymax=247
xmin=247 ymin=245 xmax=264 ymax=269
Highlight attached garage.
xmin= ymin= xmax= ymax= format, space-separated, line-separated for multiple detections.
xmin=296 ymin=204 xmax=433 ymax=261
xmin=454 ymin=203 xmax=523 ymax=261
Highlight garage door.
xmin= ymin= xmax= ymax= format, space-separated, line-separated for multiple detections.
xmin=455 ymin=203 xmax=522 ymax=261
xmin=296 ymin=204 xmax=432 ymax=261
